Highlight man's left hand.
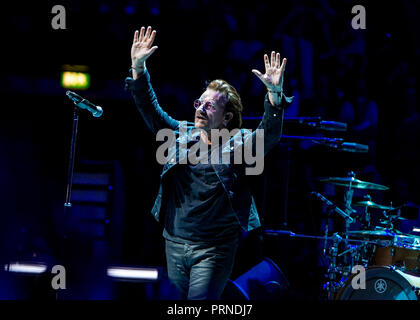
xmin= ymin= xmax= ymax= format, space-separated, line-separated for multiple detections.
xmin=252 ymin=51 xmax=287 ymax=105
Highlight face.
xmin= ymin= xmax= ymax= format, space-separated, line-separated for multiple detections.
xmin=194 ymin=89 xmax=231 ymax=131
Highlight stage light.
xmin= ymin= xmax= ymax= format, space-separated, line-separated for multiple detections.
xmin=5 ymin=262 xmax=48 ymax=274
xmin=61 ymin=71 xmax=90 ymax=90
xmin=107 ymin=267 xmax=159 ymax=281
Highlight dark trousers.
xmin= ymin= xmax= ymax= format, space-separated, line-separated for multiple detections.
xmin=165 ymin=237 xmax=238 ymax=300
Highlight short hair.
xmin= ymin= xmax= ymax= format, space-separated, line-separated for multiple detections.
xmin=207 ymin=79 xmax=243 ymax=129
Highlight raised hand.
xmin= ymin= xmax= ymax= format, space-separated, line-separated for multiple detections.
xmin=252 ymin=51 xmax=287 ymax=93
xmin=131 ymin=26 xmax=158 ymax=70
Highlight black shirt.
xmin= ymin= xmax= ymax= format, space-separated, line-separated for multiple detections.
xmin=162 ymin=142 xmax=241 ymax=244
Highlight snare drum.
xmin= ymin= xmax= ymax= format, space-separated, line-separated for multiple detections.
xmin=336 ymin=267 xmax=420 ymax=300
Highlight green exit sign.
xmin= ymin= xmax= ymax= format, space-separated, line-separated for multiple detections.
xmin=61 ymin=71 xmax=90 ymax=90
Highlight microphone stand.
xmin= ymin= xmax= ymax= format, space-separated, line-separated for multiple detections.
xmin=52 ymin=105 xmax=81 ymax=300
xmin=63 ymin=92 xmax=102 ymax=237
xmin=63 ymin=106 xmax=81 ymax=237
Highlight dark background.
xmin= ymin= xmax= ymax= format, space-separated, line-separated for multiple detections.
xmin=0 ymin=0 xmax=418 ymax=300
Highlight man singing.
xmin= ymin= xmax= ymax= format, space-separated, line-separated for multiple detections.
xmin=125 ymin=26 xmax=292 ymax=299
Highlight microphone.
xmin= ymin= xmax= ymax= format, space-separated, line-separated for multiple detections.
xmin=66 ymin=91 xmax=103 ymax=117
xmin=312 ymin=139 xmax=368 ymax=153
xmin=311 ymin=192 xmax=354 ymax=222
xmin=319 ymin=121 xmax=347 ymax=132
xmin=264 ymin=229 xmax=296 ymax=237
xmin=338 ymin=142 xmax=368 ymax=153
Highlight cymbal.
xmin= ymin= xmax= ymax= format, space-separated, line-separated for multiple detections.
xmin=393 ymin=233 xmax=420 ymax=241
xmin=353 ymin=200 xmax=394 ymax=210
xmin=319 ymin=177 xmax=389 ymax=190
xmin=381 ymin=215 xmax=408 ymax=221
xmin=347 ymin=229 xmax=396 ymax=237
xmin=390 ymin=216 xmax=408 ymax=221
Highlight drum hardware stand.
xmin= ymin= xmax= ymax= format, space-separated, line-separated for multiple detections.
xmin=311 ymin=190 xmax=356 ymax=299
xmin=323 ymin=220 xmax=329 ymax=256
xmin=362 ymin=194 xmax=372 ymax=229
xmin=323 ymin=233 xmax=358 ymax=299
xmin=379 ymin=211 xmax=396 ymax=232
xmin=323 ymin=236 xmax=373 ymax=299
xmin=364 ymin=209 xmax=371 ymax=229
xmin=352 ymin=243 xmax=366 ymax=266
xmin=324 ymin=170 xmax=359 ymax=300
xmin=322 ymin=210 xmax=338 ymax=299
xmin=325 ymin=233 xmax=341 ymax=300
xmin=343 ymin=171 xmax=356 ymax=265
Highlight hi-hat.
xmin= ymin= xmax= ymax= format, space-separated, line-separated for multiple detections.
xmin=352 ymin=200 xmax=394 ymax=210
xmin=381 ymin=215 xmax=408 ymax=221
xmin=319 ymin=177 xmax=389 ymax=190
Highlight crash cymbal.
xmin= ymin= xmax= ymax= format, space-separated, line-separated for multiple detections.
xmin=353 ymin=200 xmax=394 ymax=210
xmin=319 ymin=177 xmax=389 ymax=190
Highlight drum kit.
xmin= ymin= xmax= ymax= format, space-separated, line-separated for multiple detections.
xmin=313 ymin=171 xmax=420 ymax=300
xmin=263 ymin=120 xmax=420 ymax=299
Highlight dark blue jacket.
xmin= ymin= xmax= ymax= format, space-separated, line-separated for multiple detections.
xmin=125 ymin=69 xmax=293 ymax=231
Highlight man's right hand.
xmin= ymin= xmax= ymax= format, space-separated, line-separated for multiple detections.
xmin=131 ymin=26 xmax=158 ymax=78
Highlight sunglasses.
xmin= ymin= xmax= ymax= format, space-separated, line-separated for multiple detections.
xmin=193 ymin=99 xmax=217 ymax=112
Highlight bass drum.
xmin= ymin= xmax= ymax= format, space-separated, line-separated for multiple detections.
xmin=336 ymin=267 xmax=419 ymax=300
